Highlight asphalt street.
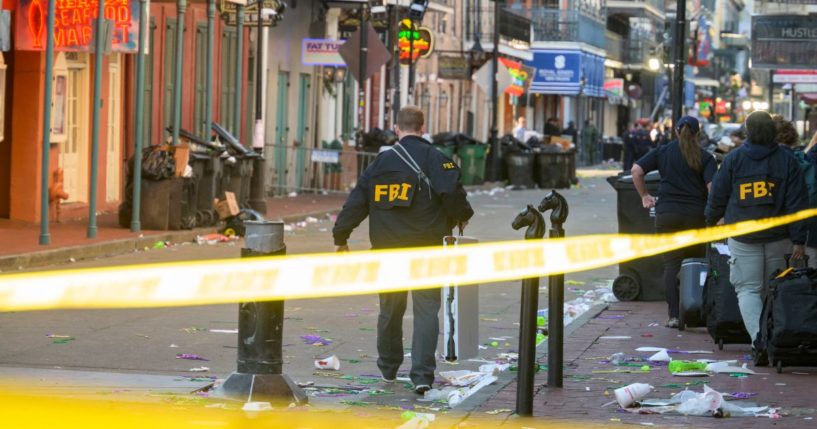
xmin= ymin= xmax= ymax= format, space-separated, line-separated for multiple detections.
xmin=0 ymin=172 xmax=620 ymax=408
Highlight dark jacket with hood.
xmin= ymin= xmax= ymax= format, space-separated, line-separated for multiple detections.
xmin=705 ymin=141 xmax=807 ymax=244
xmin=333 ymin=135 xmax=474 ymax=249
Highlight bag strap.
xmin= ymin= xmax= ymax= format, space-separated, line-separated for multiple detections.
xmin=392 ymin=143 xmax=433 ymax=198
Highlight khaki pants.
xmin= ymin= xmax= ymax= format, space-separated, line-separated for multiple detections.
xmin=727 ymin=238 xmax=791 ymax=343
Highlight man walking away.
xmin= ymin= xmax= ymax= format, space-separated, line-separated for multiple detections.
xmin=705 ymin=111 xmax=807 ymax=363
xmin=332 ymin=106 xmax=474 ymax=394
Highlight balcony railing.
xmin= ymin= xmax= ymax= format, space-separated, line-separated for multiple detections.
xmin=606 ymin=0 xmax=664 ymax=17
xmin=606 ymin=31 xmax=624 ymax=61
xmin=505 ymin=8 xmax=607 ymax=50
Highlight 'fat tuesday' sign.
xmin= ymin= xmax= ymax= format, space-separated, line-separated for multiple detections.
xmin=302 ymin=38 xmax=345 ymax=67
xmin=16 ymin=0 xmax=139 ymax=52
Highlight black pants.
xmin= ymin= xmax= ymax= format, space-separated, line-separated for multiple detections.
xmin=377 ymin=288 xmax=441 ymax=386
xmin=655 ymin=212 xmax=706 ymax=318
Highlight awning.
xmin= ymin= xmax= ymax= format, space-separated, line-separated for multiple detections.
xmin=687 ymin=77 xmax=720 ymax=88
xmin=525 ymin=49 xmax=606 ymax=97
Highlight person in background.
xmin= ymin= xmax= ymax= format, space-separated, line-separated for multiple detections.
xmin=623 ymin=123 xmax=637 ymax=171
xmin=513 ymin=116 xmax=527 ymax=142
xmin=633 ymin=122 xmax=653 ymax=160
xmin=776 ymin=116 xmax=817 ymax=268
xmin=545 ymin=117 xmax=561 ymax=137
xmin=631 ymin=116 xmax=717 ymax=328
xmin=650 ymin=123 xmax=661 ymax=145
xmin=705 ymin=111 xmax=807 ymax=362
xmin=581 ymin=119 xmax=599 ymax=166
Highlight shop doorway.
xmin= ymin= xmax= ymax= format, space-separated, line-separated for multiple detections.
xmin=106 ymin=54 xmax=122 ymax=203
xmin=60 ymin=53 xmax=90 ymax=204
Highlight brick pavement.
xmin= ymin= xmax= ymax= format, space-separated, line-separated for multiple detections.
xmin=474 ymin=301 xmax=817 ymax=428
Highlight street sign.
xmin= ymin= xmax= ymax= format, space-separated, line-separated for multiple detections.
xmin=220 ymin=0 xmax=278 ymax=26
xmin=338 ymin=22 xmax=391 ymax=83
xmin=751 ymin=15 xmax=817 ymax=69
xmin=397 ymin=19 xmax=433 ymax=66
xmin=438 ymin=56 xmax=470 ymax=80
xmin=472 ymin=61 xmax=512 ymax=95
xmin=302 ymin=38 xmax=346 ymax=67
xmin=773 ymin=70 xmax=817 ymax=84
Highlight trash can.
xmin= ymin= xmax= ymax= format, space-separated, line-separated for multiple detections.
xmin=504 ymin=151 xmax=535 ymax=189
xmin=606 ymin=171 xmax=663 ymax=301
xmin=602 ymin=137 xmax=623 ymax=163
xmin=458 ymin=144 xmax=488 ymax=186
xmin=534 ymin=152 xmax=572 ymax=189
xmin=434 ymin=144 xmax=456 ymax=159
xmin=222 ymin=156 xmax=255 ymax=209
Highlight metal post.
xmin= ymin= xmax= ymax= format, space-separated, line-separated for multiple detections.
xmin=511 ymin=206 xmax=545 ymax=417
xmin=39 ymin=0 xmax=57 ymax=245
xmin=538 ymin=190 xmax=569 ymax=389
xmin=768 ymin=70 xmax=774 ymax=113
xmin=489 ymin=0 xmax=500 ymax=181
xmin=172 ymin=0 xmax=187 ymax=147
xmin=408 ymin=19 xmax=415 ymax=100
xmin=516 ymin=275 xmax=539 ymax=416
xmin=234 ymin=5 xmax=244 ymax=137
xmin=205 ymin=0 xmax=215 ymax=142
xmin=131 ymin=0 xmax=149 ymax=232
xmin=671 ymin=0 xmax=685 ymax=123
xmin=215 ymin=220 xmax=307 ymax=404
xmin=392 ymin=6 xmax=401 ymax=124
xmin=358 ymin=8 xmax=368 ymax=132
xmin=248 ymin=5 xmax=267 ymax=214
xmin=87 ymin=0 xmax=105 ymax=238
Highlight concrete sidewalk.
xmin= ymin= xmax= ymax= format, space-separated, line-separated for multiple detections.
xmin=0 ymin=193 xmax=347 ymax=271
xmin=471 ymin=301 xmax=817 ymax=427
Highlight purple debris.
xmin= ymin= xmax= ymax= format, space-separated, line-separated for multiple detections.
xmin=300 ymin=335 xmax=332 ymax=346
xmin=730 ymin=392 xmax=758 ymax=400
xmin=175 ymin=353 xmax=209 ymax=361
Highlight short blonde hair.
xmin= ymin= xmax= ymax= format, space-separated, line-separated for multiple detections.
xmin=397 ymin=106 xmax=425 ymax=133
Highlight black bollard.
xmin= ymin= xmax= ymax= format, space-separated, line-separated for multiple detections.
xmin=538 ymin=190 xmax=569 ymax=388
xmin=511 ymin=205 xmax=546 ymax=416
xmin=214 ymin=220 xmax=307 ymax=404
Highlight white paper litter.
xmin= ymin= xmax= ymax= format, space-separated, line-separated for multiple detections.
xmin=209 ymin=329 xmax=238 ymax=334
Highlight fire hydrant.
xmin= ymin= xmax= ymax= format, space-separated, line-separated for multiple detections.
xmin=49 ymin=168 xmax=69 ymax=221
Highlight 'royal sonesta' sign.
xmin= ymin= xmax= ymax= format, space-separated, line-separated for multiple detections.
xmin=15 ymin=0 xmax=139 ymax=52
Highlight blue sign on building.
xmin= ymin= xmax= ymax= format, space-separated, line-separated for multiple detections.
xmin=527 ymin=49 xmax=605 ymax=97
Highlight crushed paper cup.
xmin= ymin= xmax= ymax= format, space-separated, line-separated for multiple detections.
xmin=314 ymin=355 xmax=340 ymax=370
xmin=614 ymin=383 xmax=654 ymax=408
xmin=648 ymin=349 xmax=672 ymax=362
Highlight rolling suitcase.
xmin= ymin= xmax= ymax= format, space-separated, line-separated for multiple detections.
xmin=755 ymin=264 xmax=817 ymax=373
xmin=702 ymin=243 xmax=751 ymax=350
xmin=679 ymin=258 xmax=708 ymax=330
xmin=442 ymin=235 xmax=479 ymax=361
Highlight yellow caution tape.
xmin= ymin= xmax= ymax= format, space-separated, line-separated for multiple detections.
xmin=0 ymin=387 xmax=582 ymax=429
xmin=1 ymin=208 xmax=816 ymax=312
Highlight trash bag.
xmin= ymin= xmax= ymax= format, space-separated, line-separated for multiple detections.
xmin=432 ymin=132 xmax=458 ymax=145
xmin=141 ymin=146 xmax=176 ymax=181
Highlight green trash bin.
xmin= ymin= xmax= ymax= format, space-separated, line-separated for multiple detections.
xmin=458 ymin=144 xmax=488 ymax=186
xmin=434 ymin=144 xmax=456 ymax=159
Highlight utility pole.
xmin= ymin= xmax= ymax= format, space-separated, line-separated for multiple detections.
xmin=39 ymin=0 xmax=57 ymax=245
xmin=87 ymin=0 xmax=106 ymax=238
xmin=489 ymin=0 xmax=500 ymax=181
xmin=249 ymin=1 xmax=268 ymax=214
xmin=392 ymin=7 xmax=401 ymax=124
xmin=671 ymin=0 xmax=686 ymax=124
xmin=359 ymin=7 xmax=369 ymax=139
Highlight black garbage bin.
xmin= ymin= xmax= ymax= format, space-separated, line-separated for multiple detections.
xmin=504 ymin=151 xmax=535 ymax=189
xmin=535 ymin=151 xmax=572 ymax=189
xmin=606 ymin=171 xmax=663 ymax=302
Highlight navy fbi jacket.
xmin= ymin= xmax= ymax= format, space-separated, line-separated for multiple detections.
xmin=333 ymin=135 xmax=474 ymax=249
xmin=705 ymin=141 xmax=807 ymax=244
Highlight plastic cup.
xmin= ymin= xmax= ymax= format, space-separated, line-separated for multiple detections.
xmin=614 ymin=383 xmax=653 ymax=408
xmin=314 ymin=355 xmax=341 ymax=370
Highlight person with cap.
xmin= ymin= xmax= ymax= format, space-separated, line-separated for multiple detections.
xmin=631 ymin=116 xmax=717 ymax=328
xmin=332 ymin=106 xmax=474 ymax=394
xmin=705 ymin=111 xmax=807 ymax=362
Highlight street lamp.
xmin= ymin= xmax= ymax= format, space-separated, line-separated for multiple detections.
xmin=648 ymin=57 xmax=661 ymax=72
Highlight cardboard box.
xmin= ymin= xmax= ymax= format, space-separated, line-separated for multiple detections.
xmin=173 ymin=143 xmax=190 ymax=177
xmin=214 ymin=192 xmax=240 ymax=219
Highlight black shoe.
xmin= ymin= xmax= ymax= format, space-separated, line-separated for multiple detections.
xmin=414 ymin=384 xmax=431 ymax=395
xmin=752 ymin=347 xmax=769 ymax=367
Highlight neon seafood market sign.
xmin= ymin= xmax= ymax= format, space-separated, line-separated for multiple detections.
xmin=16 ymin=0 xmax=140 ymax=52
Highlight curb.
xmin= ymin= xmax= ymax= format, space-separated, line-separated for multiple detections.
xmin=451 ymin=303 xmax=610 ymax=417
xmin=0 ymin=208 xmax=343 ymax=272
